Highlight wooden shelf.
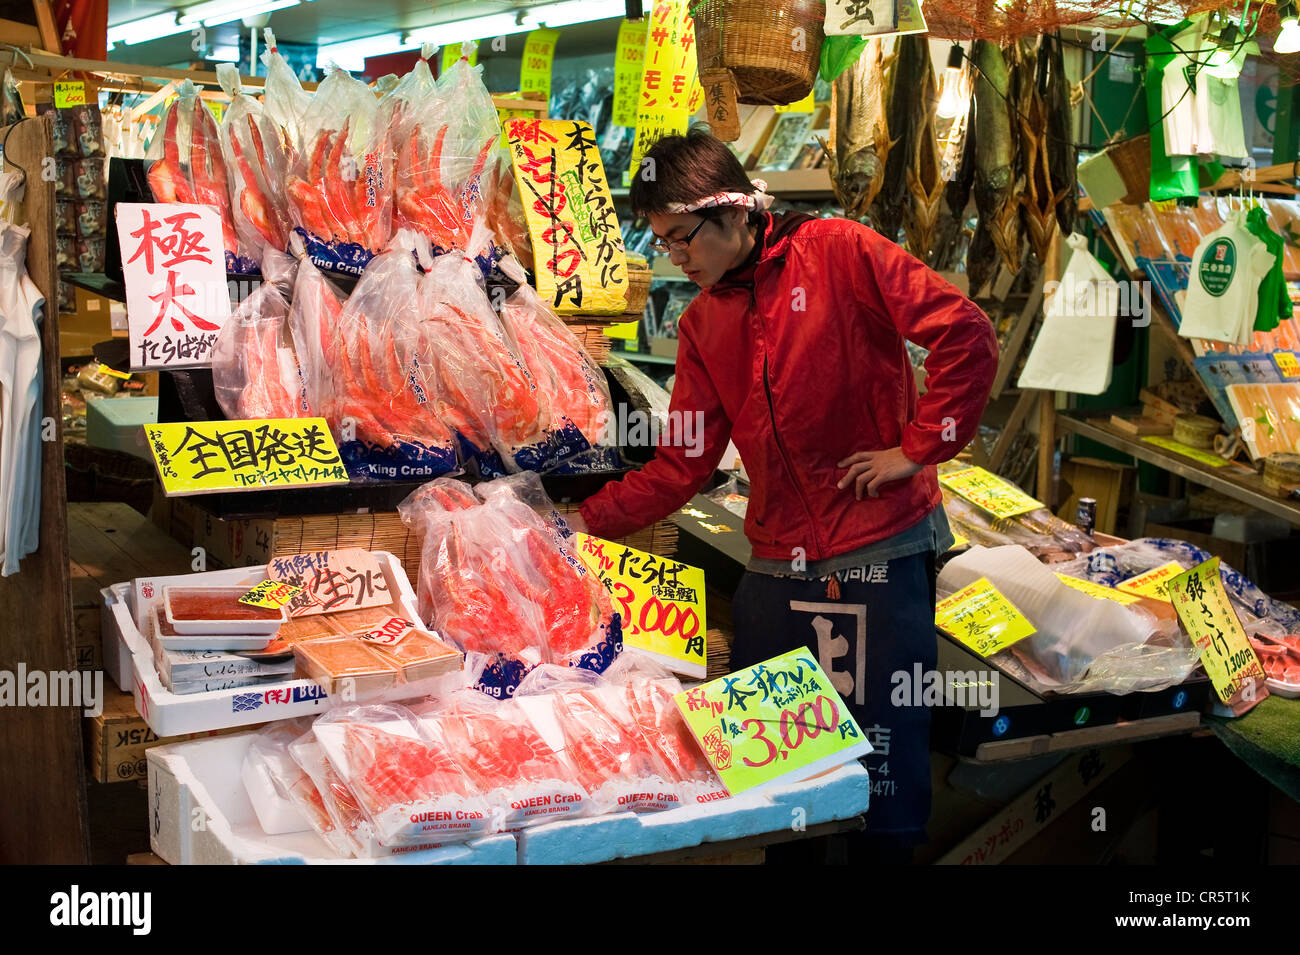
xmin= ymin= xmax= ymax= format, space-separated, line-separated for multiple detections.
xmin=613 ymin=350 xmax=676 ymax=366
xmin=64 ymin=272 xmax=125 ymax=302
xmin=1056 ymin=411 xmax=1300 ymax=527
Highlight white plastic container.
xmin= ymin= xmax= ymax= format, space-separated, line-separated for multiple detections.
xmin=162 ymin=585 xmax=287 ymax=638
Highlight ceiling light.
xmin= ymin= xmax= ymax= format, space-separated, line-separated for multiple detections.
xmin=209 ymin=44 xmax=241 ymax=61
xmin=1278 ymin=1 xmax=1300 ymax=54
xmin=935 ymin=44 xmax=969 ymax=120
xmin=402 ymin=12 xmax=530 ymax=49
xmin=178 ymin=0 xmax=300 ymax=28
xmin=107 ymin=11 xmax=187 ymax=48
xmin=316 ymin=33 xmax=403 ymax=71
xmin=520 ymin=0 xmax=626 ymax=28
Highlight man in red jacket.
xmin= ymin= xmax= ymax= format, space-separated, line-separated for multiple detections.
xmin=578 ymin=129 xmax=998 ymax=861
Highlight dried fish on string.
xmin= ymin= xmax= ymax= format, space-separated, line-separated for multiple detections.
xmin=1044 ymin=33 xmax=1077 ymax=236
xmin=902 ymin=38 xmax=945 ymax=260
xmin=829 ymin=37 xmax=894 ymax=221
xmin=871 ymin=35 xmax=918 ymax=242
xmin=930 ymin=96 xmax=976 ymax=271
xmin=1016 ymin=36 xmax=1060 ymax=265
xmin=972 ymin=38 xmax=1023 ymax=275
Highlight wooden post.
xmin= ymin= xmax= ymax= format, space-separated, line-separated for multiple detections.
xmin=1035 ymin=227 xmax=1065 ymax=504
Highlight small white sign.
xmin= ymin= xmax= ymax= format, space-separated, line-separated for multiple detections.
xmin=824 ymin=0 xmax=899 ymax=36
xmin=115 ymin=202 xmax=231 ymax=371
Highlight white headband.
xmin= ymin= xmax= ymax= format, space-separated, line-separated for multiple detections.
xmin=664 ymin=179 xmax=774 ymax=214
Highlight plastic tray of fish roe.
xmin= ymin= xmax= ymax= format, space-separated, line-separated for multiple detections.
xmin=294 ymin=637 xmax=403 ymax=697
xmin=370 ymin=629 xmax=463 ymax=684
xmin=163 ymin=585 xmax=287 ymax=636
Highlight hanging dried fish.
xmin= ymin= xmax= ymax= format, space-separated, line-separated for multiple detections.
xmin=872 ymin=35 xmax=921 ymax=242
xmin=967 ymin=217 xmax=999 ymax=298
xmin=829 ymin=38 xmax=894 ymax=220
xmin=1017 ymin=37 xmax=1059 ymax=265
xmin=930 ymin=95 xmax=976 ymax=271
xmin=973 ymin=39 xmax=1022 ymax=274
xmin=1044 ymin=33 xmax=1077 ymax=236
xmin=902 ymin=39 xmax=945 ymax=260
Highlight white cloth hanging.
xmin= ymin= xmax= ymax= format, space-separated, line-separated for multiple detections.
xmin=1179 ymin=208 xmax=1273 ymax=346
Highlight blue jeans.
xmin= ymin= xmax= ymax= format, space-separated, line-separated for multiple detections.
xmin=731 ymin=550 xmax=938 ymax=850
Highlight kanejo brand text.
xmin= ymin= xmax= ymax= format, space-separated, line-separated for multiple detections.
xmin=0 ymin=664 xmax=102 ymax=717
xmin=49 ymin=886 xmax=151 ymax=935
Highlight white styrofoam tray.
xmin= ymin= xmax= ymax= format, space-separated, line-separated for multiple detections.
xmin=147 ymin=728 xmax=872 ymax=865
xmin=104 ymin=552 xmax=437 ymax=738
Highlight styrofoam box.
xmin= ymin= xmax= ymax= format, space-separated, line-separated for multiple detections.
xmin=104 ymin=552 xmax=437 ymax=737
xmin=147 ymin=729 xmax=872 ymax=865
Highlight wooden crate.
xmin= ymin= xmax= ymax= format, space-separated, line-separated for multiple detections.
xmin=1055 ymin=456 xmax=1135 ymax=536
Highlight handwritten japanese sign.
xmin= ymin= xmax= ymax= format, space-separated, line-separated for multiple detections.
xmin=824 ymin=0 xmax=899 ymax=35
xmin=628 ymin=1 xmax=700 ymax=178
xmin=1054 ymin=574 xmax=1142 ymax=606
xmin=1273 ymin=350 xmax=1300 ymax=378
xmin=266 ymin=549 xmax=391 ymax=617
xmin=54 ymin=80 xmax=86 ymax=108
xmin=506 ymin=118 xmax=630 ymax=315
xmin=674 ymin=650 xmax=869 ymax=795
xmin=116 ymin=203 xmax=231 ymax=370
xmin=238 ymin=579 xmax=303 ymax=610
xmin=1141 ymin=435 xmax=1230 ymax=468
xmin=144 ymin=418 xmax=347 ymax=496
xmin=628 ymin=105 xmax=692 ymax=183
xmin=357 ymin=615 xmax=418 ymax=647
xmin=935 ymin=578 xmax=1036 ymax=657
xmin=613 ymin=17 xmax=648 ymax=127
xmin=441 ymin=41 xmax=478 ymax=72
xmin=939 ymin=466 xmax=1044 ymax=519
xmin=520 ymin=28 xmax=560 ymax=101
xmin=575 ymin=533 xmax=706 ymax=678
xmin=1116 ymin=561 xmax=1185 ymax=602
xmin=1166 ymin=558 xmax=1267 ymax=706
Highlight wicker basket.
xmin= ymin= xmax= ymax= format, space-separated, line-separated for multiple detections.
xmin=1173 ymin=413 xmax=1221 ymax=450
xmin=692 ymin=0 xmax=826 ymax=106
xmin=1105 ymin=134 xmax=1152 ymax=206
xmin=1263 ymin=452 xmax=1300 ymax=491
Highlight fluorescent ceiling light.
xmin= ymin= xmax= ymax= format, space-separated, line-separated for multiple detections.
xmin=209 ymin=44 xmax=241 ymax=61
xmin=521 ymin=0 xmax=626 ymax=28
xmin=316 ymin=33 xmax=403 ymax=71
xmin=402 ymin=12 xmax=529 ymax=49
xmin=178 ymin=0 xmax=300 ymax=27
xmin=107 ymin=11 xmax=187 ymax=47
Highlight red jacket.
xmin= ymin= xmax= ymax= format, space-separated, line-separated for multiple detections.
xmin=580 ymin=213 xmax=999 ymax=563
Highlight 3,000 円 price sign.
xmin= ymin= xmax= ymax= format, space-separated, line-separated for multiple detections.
xmin=674 ymin=650 xmax=870 ymax=795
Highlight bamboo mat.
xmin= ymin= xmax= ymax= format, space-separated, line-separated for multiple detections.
xmin=705 ymin=628 xmax=732 ymax=681
xmin=569 ymin=324 xmax=613 ymax=365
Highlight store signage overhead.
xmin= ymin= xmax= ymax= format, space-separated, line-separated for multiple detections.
xmin=674 ymin=649 xmax=869 ymax=795
xmin=1166 ymin=557 xmax=1268 ymax=707
xmin=575 ymin=533 xmax=707 ymax=679
xmin=628 ymin=0 xmax=701 ymax=178
xmin=612 ymin=17 xmax=648 ymax=127
xmin=520 ymin=28 xmax=560 ymax=101
xmin=116 ymin=202 xmax=231 ymax=371
xmin=144 ymin=418 xmax=347 ymax=496
xmin=505 ymin=118 xmax=630 ymax=315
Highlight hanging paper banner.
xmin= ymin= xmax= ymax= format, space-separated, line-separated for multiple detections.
xmin=674 ymin=650 xmax=870 ymax=796
xmin=628 ymin=1 xmax=700 ymax=179
xmin=266 ymin=548 xmax=392 ymax=617
xmin=520 ymin=28 xmax=560 ymax=101
xmin=115 ymin=202 xmax=231 ymax=370
xmin=1166 ymin=557 xmax=1268 ymax=706
xmin=54 ymin=80 xmax=86 ymax=108
xmin=575 ymin=534 xmax=706 ymax=678
xmin=628 ymin=105 xmax=692 ymax=184
xmin=613 ymin=17 xmax=648 ymax=127
xmin=824 ymin=0 xmax=900 ymax=35
xmin=506 ymin=117 xmax=630 ymax=314
xmin=144 ymin=418 xmax=348 ymax=496
xmin=891 ymin=0 xmax=929 ymax=36
xmin=441 ymin=41 xmax=478 ymax=72
xmin=939 ymin=466 xmax=1044 ymax=519
xmin=935 ymin=578 xmax=1036 ymax=657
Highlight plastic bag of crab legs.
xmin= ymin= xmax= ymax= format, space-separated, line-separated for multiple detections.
xmin=211 ymin=247 xmax=309 ymax=421
xmin=311 ymin=703 xmax=501 ymax=845
xmin=215 ymin=63 xmax=293 ymax=272
xmin=299 ymin=233 xmax=460 ymax=482
xmin=514 ymin=665 xmax=689 ymax=815
xmin=409 ymin=689 xmax=593 ymax=830
xmin=284 ymin=64 xmax=392 ymax=277
xmin=397 ymin=476 xmax=622 ymax=690
xmin=259 ymin=30 xmax=312 ymax=160
xmin=145 ymin=79 xmax=240 ymax=271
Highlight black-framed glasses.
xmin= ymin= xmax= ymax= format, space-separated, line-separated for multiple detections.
xmin=650 ymin=215 xmax=711 ymax=254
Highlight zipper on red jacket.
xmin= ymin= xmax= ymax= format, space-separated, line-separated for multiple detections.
xmin=762 ymin=353 xmax=824 ymax=558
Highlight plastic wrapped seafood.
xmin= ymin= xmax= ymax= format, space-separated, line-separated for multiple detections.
xmin=941 ymin=488 xmax=1092 ymax=561
xmin=285 ymin=65 xmax=392 ymax=275
xmin=146 ymin=80 xmax=239 ymax=266
xmin=243 ymin=720 xmax=350 ymax=856
xmin=217 ymin=64 xmax=293 ymax=271
xmin=311 ymin=704 xmax=495 ymax=845
xmin=211 ymin=248 xmax=305 ymax=420
xmin=259 ymin=30 xmax=313 ymax=158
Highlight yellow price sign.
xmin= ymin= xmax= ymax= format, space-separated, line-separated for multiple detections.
xmin=613 ymin=18 xmax=648 ymax=127
xmin=520 ymin=28 xmax=560 ymax=101
xmin=674 ymin=649 xmax=869 ymax=795
xmin=1166 ymin=557 xmax=1267 ymax=706
xmin=574 ymin=533 xmax=706 ymax=678
xmin=54 ymin=80 xmax=86 ymax=108
xmin=96 ymin=363 xmax=131 ymax=381
xmin=774 ymin=91 xmax=815 ymax=113
xmin=496 ymin=105 xmax=533 ymax=147
xmin=238 ymin=579 xmax=303 ymax=610
xmin=206 ymin=101 xmax=225 ymax=124
xmin=939 ymin=466 xmax=1044 ymax=519
xmin=441 ymin=41 xmax=478 ymax=72
xmin=506 ymin=118 xmax=630 ymax=315
xmin=936 ymin=578 xmax=1036 ymax=657
xmin=1055 ymin=574 xmax=1142 ymax=606
xmin=1274 ymin=350 xmax=1300 ymax=378
xmin=144 ymin=418 xmax=348 ymax=496
xmin=949 ymin=530 xmax=969 ymax=550
xmin=627 ymin=105 xmax=691 ymax=181
xmin=1141 ymin=435 xmax=1230 ymax=468
xmin=1116 ymin=561 xmax=1185 ymax=602
xmin=604 ymin=319 xmax=639 ymax=341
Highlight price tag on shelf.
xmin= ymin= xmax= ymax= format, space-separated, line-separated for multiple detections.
xmin=357 ymin=616 xmax=417 ymax=647
xmin=238 ymin=579 xmax=303 ymax=610
xmin=1141 ymin=435 xmax=1230 ymax=468
xmin=266 ymin=548 xmax=391 ymax=617
xmin=519 ymin=27 xmax=560 ymax=101
xmin=612 ymin=17 xmax=648 ymax=127
xmin=1055 ymin=574 xmax=1142 ymax=606
xmin=1116 ymin=561 xmax=1185 ymax=602
xmin=935 ymin=578 xmax=1036 ymax=657
xmin=674 ymin=650 xmax=869 ymax=795
xmin=441 ymin=41 xmax=478 ymax=71
xmin=206 ymin=100 xmax=225 ymax=123
xmin=1273 ymin=350 xmax=1300 ymax=378
xmin=575 ymin=533 xmax=706 ymax=678
xmin=1166 ymin=557 xmax=1267 ymax=706
xmin=603 ymin=319 xmax=639 ymax=341
xmin=54 ymin=80 xmax=86 ymax=108
xmin=144 ymin=418 xmax=347 ymax=496
xmin=939 ymin=465 xmax=1044 ymax=519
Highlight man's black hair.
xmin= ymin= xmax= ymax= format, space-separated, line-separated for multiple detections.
xmin=629 ymin=125 xmax=762 ymax=225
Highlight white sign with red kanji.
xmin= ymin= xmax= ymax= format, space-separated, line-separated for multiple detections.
xmin=116 ymin=202 xmax=231 ymax=371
